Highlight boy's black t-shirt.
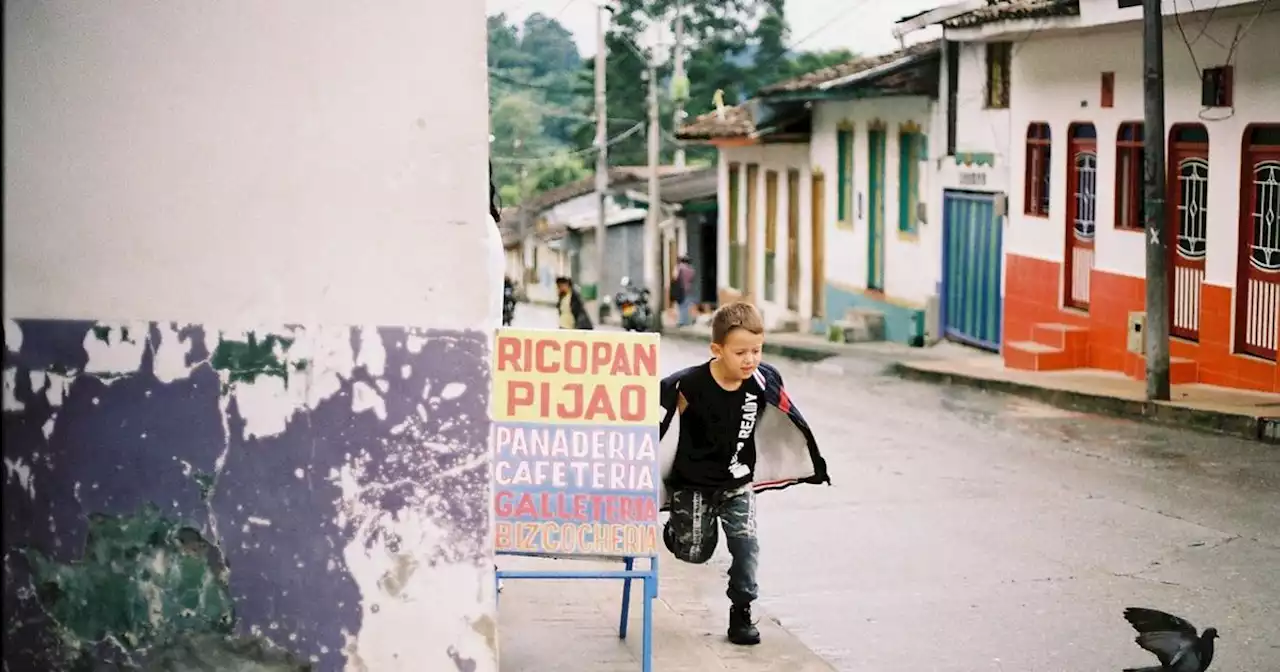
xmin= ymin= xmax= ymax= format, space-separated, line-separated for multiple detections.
xmin=669 ymin=361 xmax=765 ymax=491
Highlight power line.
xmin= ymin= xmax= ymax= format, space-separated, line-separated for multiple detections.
xmin=489 ymin=68 xmax=587 ymax=94
xmin=491 ymin=122 xmax=645 ymax=164
xmin=721 ymin=0 xmax=876 ymax=93
xmin=553 ymin=0 xmax=579 ymax=20
xmin=786 ymin=0 xmax=876 ymax=53
xmin=489 ymin=90 xmax=640 ymax=124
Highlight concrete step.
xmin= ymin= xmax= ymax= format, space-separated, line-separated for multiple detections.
xmin=773 ymin=317 xmax=802 ymax=334
xmin=1124 ymin=353 xmax=1199 ymax=385
xmin=1032 ymin=322 xmax=1089 ymax=351
xmin=829 ymin=309 xmax=885 ymax=344
xmin=1003 ymin=340 xmax=1079 ymax=372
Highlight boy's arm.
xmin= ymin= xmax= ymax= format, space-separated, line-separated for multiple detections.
xmin=658 ymin=366 xmax=696 ymax=439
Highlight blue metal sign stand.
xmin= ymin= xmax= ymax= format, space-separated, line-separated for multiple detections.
xmin=495 ymin=551 xmax=659 ymax=672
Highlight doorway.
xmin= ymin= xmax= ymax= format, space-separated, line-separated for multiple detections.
xmin=1168 ymin=123 xmax=1209 ymax=341
xmin=1064 ymin=122 xmax=1097 ymax=310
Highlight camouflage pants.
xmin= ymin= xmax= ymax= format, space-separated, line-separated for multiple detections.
xmin=664 ymin=486 xmax=759 ymax=607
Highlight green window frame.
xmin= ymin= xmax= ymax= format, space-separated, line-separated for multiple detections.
xmin=898 ymin=130 xmax=926 ymax=234
xmin=836 ymin=126 xmax=854 ymax=225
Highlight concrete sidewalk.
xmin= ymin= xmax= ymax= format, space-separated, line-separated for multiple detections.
xmin=497 ymin=551 xmax=836 ymax=672
xmin=662 ymin=317 xmax=1280 ymax=442
xmin=893 ymin=355 xmax=1280 ymax=443
xmin=658 ymin=321 xmax=933 ymax=363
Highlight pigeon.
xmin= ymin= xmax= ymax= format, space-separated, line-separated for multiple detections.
xmin=1122 ymin=607 xmax=1218 ymax=672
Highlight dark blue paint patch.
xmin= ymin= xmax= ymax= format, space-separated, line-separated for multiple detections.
xmin=4 ymin=320 xmax=493 ymax=671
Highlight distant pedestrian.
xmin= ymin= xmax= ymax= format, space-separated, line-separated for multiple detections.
xmin=657 ymin=301 xmax=830 ymax=646
xmin=671 ymin=255 xmax=697 ymax=327
xmin=555 ymin=276 xmax=593 ymax=330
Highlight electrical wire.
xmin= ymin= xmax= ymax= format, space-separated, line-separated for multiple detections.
xmin=489 ymin=88 xmax=641 ymax=123
xmin=744 ymin=0 xmax=878 ymax=79
xmin=1168 ymin=0 xmax=1274 ymax=122
xmin=491 ymin=122 xmax=645 ymax=164
xmin=489 ymin=68 xmax=587 ymax=94
xmin=1223 ymin=0 xmax=1271 ymax=66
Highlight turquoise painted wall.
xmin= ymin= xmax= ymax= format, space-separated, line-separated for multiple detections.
xmin=812 ymin=283 xmax=925 ymax=345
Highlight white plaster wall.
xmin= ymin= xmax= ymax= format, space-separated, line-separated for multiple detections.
xmin=719 ymin=144 xmax=815 ymax=327
xmin=3 ymin=2 xmax=499 ymax=670
xmin=4 ymin=1 xmax=499 ymax=332
xmin=1081 ymin=0 xmax=1261 ymax=28
xmin=505 ymin=249 xmax=524 ymax=284
xmin=937 ymin=42 xmax=1013 ymax=196
xmin=811 ymin=96 xmax=943 ymax=307
xmin=525 ymin=239 xmax=568 ymax=303
xmin=1007 ymin=9 xmax=1280 ymax=288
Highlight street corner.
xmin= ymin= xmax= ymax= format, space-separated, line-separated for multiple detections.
xmin=494 ymin=550 xmax=839 ymax=672
xmin=683 ymin=610 xmax=842 ymax=672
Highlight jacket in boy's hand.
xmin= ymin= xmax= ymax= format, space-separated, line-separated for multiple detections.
xmin=656 ymin=360 xmax=830 ymax=507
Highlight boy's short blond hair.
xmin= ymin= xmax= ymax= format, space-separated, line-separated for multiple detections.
xmin=710 ymin=301 xmax=765 ymax=344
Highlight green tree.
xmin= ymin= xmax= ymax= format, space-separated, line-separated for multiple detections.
xmin=745 ymin=0 xmax=789 ymax=95
xmin=520 ymin=13 xmax=581 ymax=79
xmin=785 ymin=48 xmax=857 ymax=79
xmin=487 ymin=13 xmax=528 ymax=70
xmin=574 ymin=0 xmax=773 ymax=167
xmin=488 ymin=12 xmax=593 ymax=203
xmin=487 ymin=1 xmax=860 ymax=200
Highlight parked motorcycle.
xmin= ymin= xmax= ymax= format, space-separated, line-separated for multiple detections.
xmin=614 ymin=277 xmax=653 ymax=332
xmin=502 ymin=279 xmax=516 ymax=326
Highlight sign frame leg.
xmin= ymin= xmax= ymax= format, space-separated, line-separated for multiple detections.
xmin=494 ymin=552 xmax=659 ymax=672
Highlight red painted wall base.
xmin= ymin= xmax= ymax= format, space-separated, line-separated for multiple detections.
xmin=1003 ymin=253 xmax=1279 ymax=393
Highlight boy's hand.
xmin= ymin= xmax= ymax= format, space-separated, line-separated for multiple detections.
xmin=677 ymin=392 xmax=688 ymax=415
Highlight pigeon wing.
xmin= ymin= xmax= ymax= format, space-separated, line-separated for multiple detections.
xmin=1134 ymin=631 xmax=1198 ymax=670
xmin=1124 ymin=607 xmax=1199 ymax=637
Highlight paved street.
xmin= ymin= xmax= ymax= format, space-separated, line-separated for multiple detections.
xmin=505 ymin=304 xmax=1280 ymax=671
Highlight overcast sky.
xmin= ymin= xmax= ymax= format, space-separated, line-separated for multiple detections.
xmin=485 ymin=0 xmax=946 ymax=59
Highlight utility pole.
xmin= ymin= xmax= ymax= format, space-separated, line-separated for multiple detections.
xmin=594 ymin=1 xmax=611 ymax=322
xmin=671 ymin=1 xmax=687 ymax=168
xmin=1142 ymin=0 xmax=1170 ymax=401
xmin=646 ymin=61 xmax=665 ymax=332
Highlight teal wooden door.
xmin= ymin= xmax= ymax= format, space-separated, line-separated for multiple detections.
xmin=867 ymin=129 xmax=886 ymax=291
xmin=941 ymin=191 xmax=1002 ymax=350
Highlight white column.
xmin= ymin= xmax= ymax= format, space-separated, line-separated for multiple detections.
xmin=717 ymin=157 xmax=733 ymax=292
xmin=799 ymin=166 xmax=814 ymax=320
xmin=776 ymin=164 xmax=791 ymax=311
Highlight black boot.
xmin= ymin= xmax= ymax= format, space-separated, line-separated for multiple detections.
xmin=727 ymin=604 xmax=761 ymax=645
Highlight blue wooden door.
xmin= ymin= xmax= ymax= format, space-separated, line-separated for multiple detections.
xmin=942 ymin=191 xmax=1002 ymax=350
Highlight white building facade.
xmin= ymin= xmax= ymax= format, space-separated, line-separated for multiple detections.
xmin=902 ymin=0 xmax=1280 ymax=393
xmin=719 ymin=142 xmax=818 ymax=330
xmin=680 ymin=44 xmax=948 ymax=344
xmin=799 ymin=54 xmax=945 ymax=345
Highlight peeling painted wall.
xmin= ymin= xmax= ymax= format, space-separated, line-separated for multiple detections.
xmin=4 ymin=2 xmax=498 ymax=671
xmin=4 ymin=323 xmax=495 ymax=670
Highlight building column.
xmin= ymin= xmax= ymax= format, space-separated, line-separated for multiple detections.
xmin=799 ymin=167 xmax=815 ymax=321
xmin=717 ymin=157 xmax=733 ymax=294
xmin=3 ymin=3 xmax=498 ymax=671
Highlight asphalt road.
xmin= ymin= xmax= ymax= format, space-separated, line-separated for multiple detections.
xmin=511 ymin=304 xmax=1280 ymax=671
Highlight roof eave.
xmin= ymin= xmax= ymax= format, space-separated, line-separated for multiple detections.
xmin=674 ymin=132 xmax=753 ymax=143
xmin=816 ymin=52 xmax=926 ymax=91
xmin=944 ymin=13 xmax=1082 ymax=41
xmin=759 ymin=54 xmax=940 ymax=102
xmin=892 ymin=0 xmax=988 ymax=39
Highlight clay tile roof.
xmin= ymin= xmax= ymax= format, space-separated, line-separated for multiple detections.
xmin=945 ymin=0 xmax=1080 ymax=28
xmin=757 ymin=40 xmax=942 ymax=95
xmin=676 ymin=104 xmax=755 ymax=141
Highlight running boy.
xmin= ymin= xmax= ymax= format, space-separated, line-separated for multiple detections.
xmin=657 ymin=301 xmax=830 ymax=645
